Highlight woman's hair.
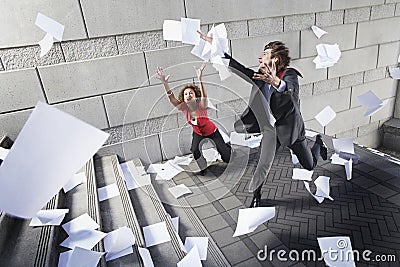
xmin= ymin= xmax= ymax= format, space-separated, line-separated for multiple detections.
xmin=264 ymin=41 xmax=291 ymax=72
xmin=178 ymin=84 xmax=202 ymax=102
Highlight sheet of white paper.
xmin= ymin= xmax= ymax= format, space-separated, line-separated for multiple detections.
xmin=104 ymin=226 xmax=135 ymax=261
xmin=149 ymin=162 xmax=183 ymax=180
xmin=330 ymin=153 xmax=347 ymax=165
xmin=98 ymin=183 xmax=120 ymax=202
xmin=171 ymin=155 xmax=193 ymax=166
xmin=184 ymin=237 xmax=209 ymax=261
xmin=62 ymin=213 xmax=99 ymax=235
xmin=177 ymin=246 xmax=203 ymax=267
xmin=304 ymin=182 xmax=324 ymax=203
xmin=119 ymin=162 xmax=136 ymax=190
xmin=138 ymin=247 xmax=155 ymax=267
xmin=292 ymin=168 xmax=313 ymax=181
xmin=202 ymin=147 xmax=221 ymax=162
xmin=63 ymin=172 xmax=86 ymax=193
xmin=233 ymin=207 xmax=276 ymax=237
xmin=0 ymin=147 xmax=9 ymax=160
xmin=389 ymin=67 xmax=400 ymax=79
xmin=106 ymin=246 xmax=133 ymax=261
xmin=181 ymin=18 xmax=200 ymax=45
xmin=317 ymin=236 xmax=356 ymax=267
xmin=332 ymin=138 xmax=354 ymax=154
xmin=59 ymin=246 xmax=104 ymax=267
xmin=230 ymin=132 xmax=246 ymax=146
xmin=30 ymin=209 xmax=69 ymax=226
xmin=246 ymin=134 xmax=263 ymax=148
xmin=289 ymin=149 xmax=299 ymax=165
xmin=191 ymin=39 xmax=211 ymax=61
xmin=171 ymin=216 xmax=179 ymax=233
xmin=0 ymin=102 xmax=109 ymax=218
xmin=143 ymin=221 xmax=171 ymax=247
xmin=35 ymin=13 xmax=64 ymax=41
xmin=364 ymin=99 xmax=389 ymax=117
xmin=168 ymin=184 xmax=192 ymax=198
xmin=314 ymin=176 xmax=334 ymax=201
xmin=163 ymin=20 xmax=182 ymax=41
xmin=211 ymin=55 xmax=231 ymax=81
xmin=356 ymin=90 xmax=388 ymax=116
xmin=38 ymin=32 xmax=54 ymax=57
xmin=313 ymin=43 xmax=341 ymax=69
xmin=344 ymin=159 xmax=352 ymax=180
xmin=60 ymin=229 xmax=106 ymax=250
xmin=314 ymin=105 xmax=336 ymax=127
xmin=123 ymin=161 xmax=152 ymax=189
xmin=311 ymin=25 xmax=327 ymax=39
xmin=305 ymin=130 xmax=319 ymax=137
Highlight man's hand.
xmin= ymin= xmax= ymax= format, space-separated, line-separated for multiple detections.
xmin=197 ymin=30 xmax=213 ymax=44
xmin=156 ymin=67 xmax=170 ymax=84
xmin=253 ymin=61 xmax=280 ymax=87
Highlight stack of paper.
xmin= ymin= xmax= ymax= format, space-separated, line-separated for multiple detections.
xmin=304 ymin=176 xmax=334 ymax=203
xmin=58 ymin=246 xmax=104 ymax=267
xmin=356 ymin=90 xmax=389 ymax=117
xmin=61 ymin=214 xmax=106 ymax=250
xmin=0 ymin=102 xmax=109 ymax=218
xmin=313 ymin=43 xmax=341 ymax=69
xmin=103 ymin=226 xmax=136 ymax=261
xmin=30 ymin=209 xmax=69 ymax=226
xmin=317 ymin=236 xmax=356 ymax=267
xmin=35 ymin=13 xmax=64 ymax=57
xmin=314 ymin=105 xmax=336 ymax=127
xmin=233 ymin=207 xmax=275 ymax=237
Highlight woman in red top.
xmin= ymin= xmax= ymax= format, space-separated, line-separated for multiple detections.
xmin=156 ymin=63 xmax=232 ymax=175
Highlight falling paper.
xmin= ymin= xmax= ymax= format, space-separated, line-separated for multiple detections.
xmin=191 ymin=39 xmax=210 ymax=61
xmin=35 ymin=13 xmax=64 ymax=41
xmin=304 ymin=176 xmax=334 ymax=203
xmin=143 ymin=221 xmax=171 ymax=247
xmin=184 ymin=237 xmax=209 ymax=261
xmin=104 ymin=226 xmax=135 ymax=261
xmin=181 ymin=18 xmax=201 ymax=45
xmin=202 ymin=147 xmax=221 ymax=162
xmin=0 ymin=102 xmax=109 ymax=218
xmin=344 ymin=159 xmax=352 ymax=180
xmin=311 ymin=25 xmax=327 ymax=39
xmin=314 ymin=105 xmax=336 ymax=127
xmin=290 ymin=149 xmax=299 ymax=165
xmin=211 ymin=55 xmax=231 ymax=81
xmin=58 ymin=246 xmax=104 ymax=267
xmin=317 ymin=236 xmax=356 ymax=267
xmin=138 ymin=247 xmax=154 ymax=267
xmin=332 ymin=138 xmax=354 ymax=154
xmin=168 ymin=184 xmax=192 ymax=198
xmin=62 ymin=213 xmax=99 ymax=235
xmin=356 ymin=90 xmax=389 ymax=117
xmin=313 ymin=43 xmax=341 ymax=69
xmin=60 ymin=229 xmax=106 ymax=250
xmin=177 ymin=246 xmax=203 ymax=267
xmin=292 ymin=168 xmax=313 ymax=181
xmin=0 ymin=147 xmax=9 ymax=161
xmin=98 ymin=183 xmax=120 ymax=202
xmin=163 ymin=20 xmax=182 ymax=41
xmin=233 ymin=207 xmax=275 ymax=237
xmin=63 ymin=172 xmax=86 ymax=193
xmin=389 ymin=67 xmax=400 ymax=79
xmin=30 ymin=209 xmax=69 ymax=226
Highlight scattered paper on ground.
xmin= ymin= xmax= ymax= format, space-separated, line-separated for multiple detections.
xmin=317 ymin=236 xmax=356 ymax=267
xmin=63 ymin=172 xmax=86 ymax=193
xmin=143 ymin=221 xmax=171 ymax=247
xmin=138 ymin=247 xmax=154 ymax=267
xmin=58 ymin=246 xmax=104 ymax=267
xmin=304 ymin=176 xmax=334 ymax=203
xmin=98 ymin=183 xmax=120 ymax=202
xmin=30 ymin=209 xmax=69 ymax=226
xmin=233 ymin=207 xmax=275 ymax=237
xmin=168 ymin=184 xmax=192 ymax=198
xmin=104 ymin=226 xmax=135 ymax=261
xmin=292 ymin=168 xmax=313 ymax=181
xmin=177 ymin=246 xmax=203 ymax=267
xmin=62 ymin=213 xmax=99 ymax=235
xmin=60 ymin=229 xmax=106 ymax=250
xmin=184 ymin=237 xmax=209 ymax=260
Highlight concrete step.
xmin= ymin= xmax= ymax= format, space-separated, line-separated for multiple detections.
xmin=382 ymin=118 xmax=400 ymax=152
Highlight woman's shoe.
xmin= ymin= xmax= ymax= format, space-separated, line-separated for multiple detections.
xmin=316 ymin=134 xmax=328 ymax=160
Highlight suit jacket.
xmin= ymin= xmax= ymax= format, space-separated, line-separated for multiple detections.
xmin=226 ymin=53 xmax=305 ymax=147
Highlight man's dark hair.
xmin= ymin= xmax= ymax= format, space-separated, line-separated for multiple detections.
xmin=264 ymin=41 xmax=291 ymax=71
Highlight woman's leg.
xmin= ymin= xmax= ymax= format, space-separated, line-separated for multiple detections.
xmin=191 ymin=132 xmax=207 ymax=171
xmin=209 ymin=129 xmax=232 ymax=163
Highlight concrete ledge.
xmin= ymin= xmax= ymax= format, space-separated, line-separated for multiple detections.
xmin=332 ymin=0 xmax=384 ymax=10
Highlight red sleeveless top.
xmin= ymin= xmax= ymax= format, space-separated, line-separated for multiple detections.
xmin=178 ymin=101 xmax=216 ymax=136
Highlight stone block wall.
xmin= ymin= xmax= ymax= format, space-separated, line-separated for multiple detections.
xmin=0 ymin=0 xmax=399 ymax=162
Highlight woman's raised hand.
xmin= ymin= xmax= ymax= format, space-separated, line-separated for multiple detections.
xmin=194 ymin=62 xmax=207 ymax=80
xmin=156 ymin=67 xmax=170 ymax=84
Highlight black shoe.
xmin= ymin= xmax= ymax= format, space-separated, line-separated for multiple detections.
xmin=196 ymin=168 xmax=207 ymax=176
xmin=316 ymin=134 xmax=328 ymax=160
xmin=249 ymin=192 xmax=261 ymax=208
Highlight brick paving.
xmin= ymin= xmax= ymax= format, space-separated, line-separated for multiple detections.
xmin=207 ymin=145 xmax=400 ymax=267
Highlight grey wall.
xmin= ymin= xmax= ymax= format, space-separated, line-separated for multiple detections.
xmin=1 ymin=0 xmax=400 ymax=162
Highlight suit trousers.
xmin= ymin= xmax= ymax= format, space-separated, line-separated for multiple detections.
xmin=287 ymin=137 xmax=320 ymax=171
xmin=191 ymin=129 xmax=232 ymax=171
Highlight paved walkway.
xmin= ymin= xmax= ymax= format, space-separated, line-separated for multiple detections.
xmin=206 ymin=144 xmax=400 ymax=266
